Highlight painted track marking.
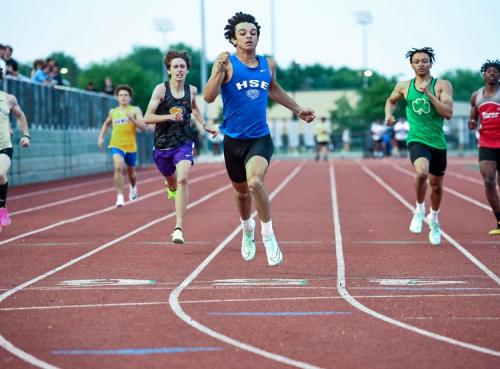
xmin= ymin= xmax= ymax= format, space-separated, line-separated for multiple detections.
xmin=0 ymin=181 xmax=232 ymax=368
xmin=0 ymin=170 xmax=226 ymax=246
xmin=362 ymin=163 xmax=500 ymax=285
xmin=330 ymin=162 xmax=500 ymax=357
xmin=169 ymin=163 xmax=325 ymax=369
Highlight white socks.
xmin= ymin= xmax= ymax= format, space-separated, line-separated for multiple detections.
xmin=428 ymin=208 xmax=440 ymax=223
xmin=415 ymin=201 xmax=425 ymax=214
xmin=241 ymin=218 xmax=274 ymax=237
xmin=241 ymin=217 xmax=255 ymax=232
xmin=261 ymin=219 xmax=274 ymax=237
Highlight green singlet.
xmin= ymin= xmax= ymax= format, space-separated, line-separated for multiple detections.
xmin=405 ymin=78 xmax=446 ymax=149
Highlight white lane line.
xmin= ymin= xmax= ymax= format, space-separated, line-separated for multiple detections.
xmin=0 ymin=181 xmax=232 ymax=369
xmin=169 ymin=163 xmax=325 ymax=369
xmin=330 ymin=163 xmax=500 ymax=357
xmin=393 ymin=164 xmax=490 ymax=210
xmin=3 ymin=293 xmax=500 ymax=312
xmin=362 ymin=164 xmax=500 ymax=285
xmin=0 ymin=170 xmax=226 ymax=246
xmin=446 ymin=170 xmax=483 ymax=185
xmin=10 ymin=175 xmax=162 ymax=216
xmin=8 ymin=167 xmax=159 ymax=201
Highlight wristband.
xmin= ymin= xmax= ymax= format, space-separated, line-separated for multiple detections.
xmin=22 ymin=134 xmax=31 ymax=139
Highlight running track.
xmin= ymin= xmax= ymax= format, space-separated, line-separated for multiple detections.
xmin=0 ymin=157 xmax=498 ymax=369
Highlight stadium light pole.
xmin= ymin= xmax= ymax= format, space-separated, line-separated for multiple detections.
xmin=270 ymin=0 xmax=276 ymax=58
xmin=200 ymin=0 xmax=208 ymax=121
xmin=354 ymin=10 xmax=373 ymax=88
xmin=154 ymin=17 xmax=174 ymax=81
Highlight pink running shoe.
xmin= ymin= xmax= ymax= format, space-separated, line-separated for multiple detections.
xmin=0 ymin=207 xmax=11 ymax=227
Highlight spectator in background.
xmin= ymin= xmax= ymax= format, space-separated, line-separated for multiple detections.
xmin=103 ymin=77 xmax=114 ymax=95
xmin=86 ymin=81 xmax=95 ymax=91
xmin=370 ymin=118 xmax=386 ymax=158
xmin=50 ymin=64 xmax=64 ymax=86
xmin=394 ymin=117 xmax=410 ymax=157
xmin=314 ymin=117 xmax=330 ymax=161
xmin=3 ymin=46 xmax=18 ymax=78
xmin=31 ymin=59 xmax=44 ymax=78
xmin=208 ymin=119 xmax=223 ymax=155
xmin=342 ymin=127 xmax=351 ymax=152
xmin=0 ymin=45 xmax=6 ymax=75
xmin=32 ymin=61 xmax=50 ymax=84
xmin=46 ymin=57 xmax=56 ymax=71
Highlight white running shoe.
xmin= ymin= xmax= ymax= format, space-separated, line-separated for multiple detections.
xmin=409 ymin=211 xmax=424 ymax=233
xmin=115 ymin=194 xmax=125 ymax=207
xmin=427 ymin=216 xmax=441 ymax=246
xmin=129 ymin=185 xmax=138 ymax=201
xmin=262 ymin=234 xmax=283 ymax=267
xmin=171 ymin=228 xmax=184 ymax=244
xmin=241 ymin=228 xmax=256 ymax=261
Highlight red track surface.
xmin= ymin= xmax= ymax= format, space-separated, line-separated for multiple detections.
xmin=0 ymin=158 xmax=498 ymax=369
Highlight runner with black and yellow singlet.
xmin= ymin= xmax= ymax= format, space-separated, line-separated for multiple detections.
xmin=0 ymin=67 xmax=30 ymax=232
xmin=98 ymin=84 xmax=146 ymax=207
xmin=385 ymin=47 xmax=453 ymax=246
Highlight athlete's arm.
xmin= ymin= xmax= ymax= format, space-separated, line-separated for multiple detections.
xmin=7 ymin=94 xmax=30 ymax=148
xmin=385 ymin=81 xmax=406 ymax=126
xmin=425 ymin=79 xmax=453 ymax=120
xmin=144 ymin=84 xmax=182 ymax=124
xmin=468 ymin=91 xmax=479 ymax=130
xmin=128 ymin=107 xmax=147 ymax=131
xmin=267 ymin=58 xmax=315 ymax=123
xmin=97 ymin=111 xmax=112 ymax=149
xmin=190 ymin=86 xmax=217 ymax=138
xmin=204 ymin=52 xmax=231 ymax=103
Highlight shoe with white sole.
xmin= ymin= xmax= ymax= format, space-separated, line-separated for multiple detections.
xmin=115 ymin=194 xmax=125 ymax=207
xmin=241 ymin=228 xmax=256 ymax=261
xmin=262 ymin=234 xmax=283 ymax=267
xmin=409 ymin=211 xmax=424 ymax=233
xmin=427 ymin=216 xmax=441 ymax=246
xmin=129 ymin=185 xmax=138 ymax=201
xmin=171 ymin=227 xmax=184 ymax=244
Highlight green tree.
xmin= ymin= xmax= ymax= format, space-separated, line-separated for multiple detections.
xmin=355 ymin=75 xmax=399 ymax=125
xmin=330 ymin=95 xmax=358 ymax=131
xmin=440 ymin=69 xmax=482 ymax=101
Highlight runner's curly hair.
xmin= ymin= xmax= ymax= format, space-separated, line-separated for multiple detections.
xmin=114 ymin=84 xmax=133 ymax=97
xmin=224 ymin=12 xmax=261 ymax=45
xmin=164 ymin=50 xmax=191 ymax=70
xmin=480 ymin=59 xmax=500 ymax=74
xmin=405 ymin=47 xmax=435 ymax=63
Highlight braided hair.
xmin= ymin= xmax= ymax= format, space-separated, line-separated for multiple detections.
xmin=480 ymin=59 xmax=500 ymax=74
xmin=224 ymin=12 xmax=261 ymax=45
xmin=405 ymin=47 xmax=435 ymax=63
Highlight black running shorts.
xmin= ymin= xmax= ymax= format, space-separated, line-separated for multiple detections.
xmin=479 ymin=147 xmax=500 ymax=170
xmin=408 ymin=141 xmax=447 ymax=176
xmin=223 ymin=134 xmax=274 ymax=183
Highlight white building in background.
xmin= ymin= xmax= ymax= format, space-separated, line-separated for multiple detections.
xmin=196 ymin=90 xmax=359 ymax=152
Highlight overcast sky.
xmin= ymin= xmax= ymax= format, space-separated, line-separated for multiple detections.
xmin=3 ymin=0 xmax=498 ymax=80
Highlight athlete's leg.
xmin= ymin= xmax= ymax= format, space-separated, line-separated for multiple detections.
xmin=428 ymin=174 xmax=444 ymax=212
xmin=0 ymin=153 xmax=12 ymax=229
xmin=112 ymin=153 xmax=125 ymax=195
xmin=413 ymin=157 xmax=430 ymax=203
xmin=480 ymin=160 xmax=500 ymax=212
xmin=126 ymin=165 xmax=137 ymax=188
xmin=245 ymin=155 xmax=270 ymax=222
xmin=173 ymin=160 xmax=191 ymax=230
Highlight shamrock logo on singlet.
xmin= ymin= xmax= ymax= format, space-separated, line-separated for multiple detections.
xmin=412 ymin=98 xmax=431 ymax=115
